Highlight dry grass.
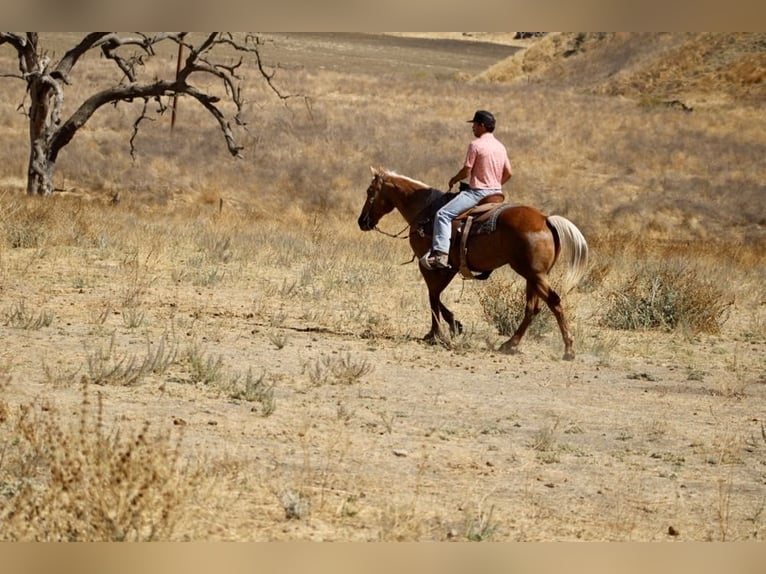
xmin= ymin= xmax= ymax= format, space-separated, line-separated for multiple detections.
xmin=479 ymin=33 xmax=766 ymax=105
xmin=0 ymin=383 xmax=198 ymax=541
xmin=0 ymin=33 xmax=764 ymax=541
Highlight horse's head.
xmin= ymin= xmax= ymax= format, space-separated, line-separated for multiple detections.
xmin=358 ymin=166 xmax=395 ymax=231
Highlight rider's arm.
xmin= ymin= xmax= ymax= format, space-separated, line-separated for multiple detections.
xmin=501 ymin=162 xmax=512 ymax=185
xmin=448 ymin=166 xmax=470 ymax=190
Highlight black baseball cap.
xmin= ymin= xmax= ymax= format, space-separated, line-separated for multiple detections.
xmin=467 ymin=110 xmax=495 ymax=127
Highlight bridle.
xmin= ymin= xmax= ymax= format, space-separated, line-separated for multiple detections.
xmin=364 ymin=183 xmax=410 ymax=240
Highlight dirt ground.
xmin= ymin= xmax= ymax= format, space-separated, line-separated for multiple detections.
xmin=1 ymin=33 xmax=764 ymax=542
xmin=4 ymin=217 xmax=764 ymax=541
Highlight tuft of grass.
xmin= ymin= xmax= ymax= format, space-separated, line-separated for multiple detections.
xmin=185 ymin=343 xmax=225 ymax=386
xmin=530 ymin=418 xmax=562 ymax=464
xmin=268 ymin=329 xmax=289 ymax=350
xmin=279 ymin=489 xmax=311 ymax=520
xmin=228 ymin=369 xmax=276 ymax=416
xmin=121 ymin=306 xmax=146 ymax=329
xmin=464 ymin=501 xmax=498 ymax=542
xmin=304 ymin=352 xmax=374 ymax=386
xmin=86 ymin=334 xmax=178 ymax=386
xmin=198 ymin=230 xmax=235 ymax=264
xmin=0 ymin=360 xmax=11 ymax=424
xmin=603 ymin=260 xmax=732 ymax=334
xmin=2 ymin=300 xmax=53 ymax=330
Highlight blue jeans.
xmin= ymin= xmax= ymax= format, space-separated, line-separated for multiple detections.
xmin=432 ymin=188 xmax=500 ymax=254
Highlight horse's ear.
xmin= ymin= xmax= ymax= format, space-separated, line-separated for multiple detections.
xmin=370 ymin=166 xmax=378 ymax=176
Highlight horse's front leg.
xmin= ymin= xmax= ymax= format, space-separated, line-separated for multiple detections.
xmin=424 ymin=292 xmax=443 ymax=343
xmin=439 ymin=301 xmax=463 ymax=336
xmin=421 ymin=269 xmax=458 ymax=343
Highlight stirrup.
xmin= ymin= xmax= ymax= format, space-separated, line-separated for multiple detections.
xmin=420 ymin=252 xmax=450 ymax=270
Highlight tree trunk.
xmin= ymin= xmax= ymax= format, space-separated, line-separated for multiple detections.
xmin=26 ymin=73 xmax=56 ymax=195
xmin=27 ymin=139 xmax=56 ymax=196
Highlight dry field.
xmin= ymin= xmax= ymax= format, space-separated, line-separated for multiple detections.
xmin=0 ymin=33 xmax=764 ymax=541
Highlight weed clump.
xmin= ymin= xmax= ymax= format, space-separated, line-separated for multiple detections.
xmin=603 ymin=260 xmax=732 ymax=333
xmin=0 ymin=383 xmax=197 ymax=541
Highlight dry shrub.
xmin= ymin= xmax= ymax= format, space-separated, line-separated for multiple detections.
xmin=603 ymin=259 xmax=732 ymax=334
xmin=1 ymin=198 xmax=51 ymax=248
xmin=477 ymin=279 xmax=554 ymax=339
xmin=0 ymin=383 xmax=198 ymax=541
xmin=0 ymin=195 xmax=112 ymax=249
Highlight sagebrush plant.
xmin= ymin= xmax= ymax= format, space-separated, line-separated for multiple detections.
xmin=0 ymin=383 xmax=197 ymax=541
xmin=185 ymin=342 xmax=225 ymax=386
xmin=85 ymin=333 xmax=178 ymax=387
xmin=477 ymin=279 xmax=554 ymax=339
xmin=603 ymin=259 xmax=732 ymax=334
xmin=464 ymin=501 xmax=498 ymax=542
xmin=2 ymin=299 xmax=53 ymax=330
xmin=227 ymin=368 xmax=276 ymax=416
xmin=304 ymin=353 xmax=374 ymax=386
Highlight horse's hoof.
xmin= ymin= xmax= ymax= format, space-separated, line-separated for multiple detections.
xmin=563 ymin=351 xmax=575 ymax=361
xmin=498 ymin=343 xmax=521 ymax=355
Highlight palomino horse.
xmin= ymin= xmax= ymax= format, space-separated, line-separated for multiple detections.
xmin=357 ymin=167 xmax=589 ymax=360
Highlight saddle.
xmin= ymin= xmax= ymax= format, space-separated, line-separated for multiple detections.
xmin=455 ymin=194 xmax=509 ymax=280
xmin=413 ymin=191 xmax=511 ymax=280
xmin=455 ymin=193 xmax=504 ymax=222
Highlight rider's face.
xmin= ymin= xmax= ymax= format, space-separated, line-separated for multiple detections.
xmin=471 ymin=122 xmax=486 ymax=137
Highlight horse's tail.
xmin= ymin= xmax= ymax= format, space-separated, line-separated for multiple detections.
xmin=547 ymin=215 xmax=589 ymax=293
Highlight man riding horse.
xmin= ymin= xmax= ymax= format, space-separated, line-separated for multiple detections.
xmin=421 ymin=110 xmax=513 ymax=270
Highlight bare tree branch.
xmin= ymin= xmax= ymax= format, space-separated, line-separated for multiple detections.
xmin=0 ymin=32 xmax=296 ymax=194
xmin=129 ymin=98 xmax=163 ymax=160
xmin=54 ymin=33 xmax=110 ymax=82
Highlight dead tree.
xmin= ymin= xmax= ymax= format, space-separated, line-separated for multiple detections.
xmin=0 ymin=32 xmax=288 ymax=196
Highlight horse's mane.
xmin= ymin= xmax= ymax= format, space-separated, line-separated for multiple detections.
xmin=381 ymin=169 xmax=431 ymax=192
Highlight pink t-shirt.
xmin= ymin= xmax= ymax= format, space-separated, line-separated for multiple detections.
xmin=464 ymin=133 xmax=511 ymax=189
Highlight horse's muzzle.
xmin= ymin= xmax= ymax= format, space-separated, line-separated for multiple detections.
xmin=358 ymin=215 xmax=373 ymax=231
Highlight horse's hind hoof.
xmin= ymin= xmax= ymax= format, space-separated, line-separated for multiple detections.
xmin=498 ymin=342 xmax=521 ymax=355
xmin=563 ymin=351 xmax=575 ymax=361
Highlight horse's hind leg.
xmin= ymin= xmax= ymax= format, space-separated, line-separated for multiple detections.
xmin=499 ymin=275 xmax=575 ymax=360
xmin=499 ymin=282 xmax=541 ymax=355
xmin=534 ymin=275 xmax=575 ymax=360
xmin=546 ymin=287 xmax=575 ymax=360
xmin=439 ymin=300 xmax=463 ymax=336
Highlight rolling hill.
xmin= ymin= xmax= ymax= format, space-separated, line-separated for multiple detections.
xmin=477 ymin=32 xmax=766 ymax=106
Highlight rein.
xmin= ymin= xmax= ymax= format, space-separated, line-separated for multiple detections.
xmin=374 ymin=224 xmax=417 ymax=265
xmin=374 ymin=224 xmax=410 ymax=239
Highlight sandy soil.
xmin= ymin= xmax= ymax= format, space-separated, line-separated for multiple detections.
xmin=4 ymin=222 xmax=764 ymax=541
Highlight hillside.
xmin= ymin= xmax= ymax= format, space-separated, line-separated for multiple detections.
xmin=477 ymin=32 xmax=766 ymax=106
